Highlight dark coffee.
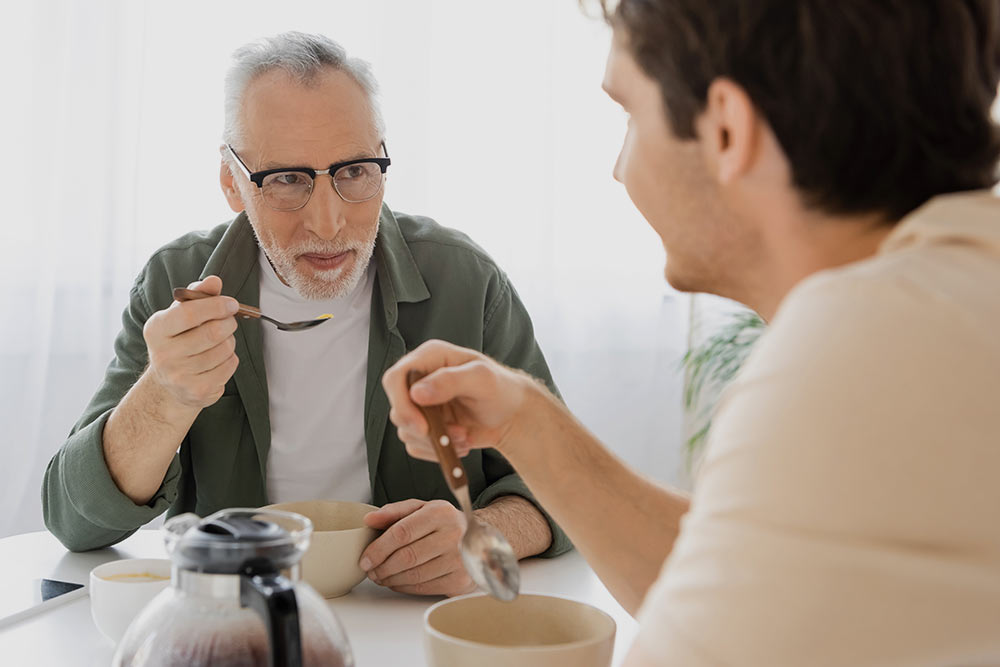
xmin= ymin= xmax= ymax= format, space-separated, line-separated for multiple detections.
xmin=115 ymin=615 xmax=348 ymax=666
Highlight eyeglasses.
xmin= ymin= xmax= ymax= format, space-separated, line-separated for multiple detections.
xmin=227 ymin=142 xmax=391 ymax=211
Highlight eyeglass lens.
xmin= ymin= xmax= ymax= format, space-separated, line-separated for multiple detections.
xmin=260 ymin=162 xmax=384 ymax=210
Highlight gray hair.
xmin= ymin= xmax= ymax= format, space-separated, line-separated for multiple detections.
xmin=223 ymin=31 xmax=385 ymax=146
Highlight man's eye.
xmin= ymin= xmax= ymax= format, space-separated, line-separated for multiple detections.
xmin=274 ymin=172 xmax=309 ymax=186
xmin=343 ymin=165 xmax=366 ymax=179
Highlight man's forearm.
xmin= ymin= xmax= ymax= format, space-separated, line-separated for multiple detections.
xmin=476 ymin=495 xmax=553 ymax=560
xmin=103 ymin=369 xmax=200 ymax=505
xmin=501 ymin=382 xmax=691 ymax=615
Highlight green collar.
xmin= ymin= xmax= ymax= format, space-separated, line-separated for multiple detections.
xmin=373 ymin=205 xmax=431 ymax=307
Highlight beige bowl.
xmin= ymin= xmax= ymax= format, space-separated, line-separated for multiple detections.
xmin=424 ymin=593 xmax=616 ymax=667
xmin=262 ymin=500 xmax=378 ymax=598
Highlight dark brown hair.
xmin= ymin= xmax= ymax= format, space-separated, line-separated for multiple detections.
xmin=601 ymin=0 xmax=1000 ymax=220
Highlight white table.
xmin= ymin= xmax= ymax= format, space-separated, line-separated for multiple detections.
xmin=0 ymin=530 xmax=637 ymax=665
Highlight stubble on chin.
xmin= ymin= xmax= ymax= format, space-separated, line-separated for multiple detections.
xmin=249 ymin=220 xmax=378 ymax=301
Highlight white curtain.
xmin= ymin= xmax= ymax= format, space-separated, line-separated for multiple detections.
xmin=0 ymin=0 xmax=690 ymax=539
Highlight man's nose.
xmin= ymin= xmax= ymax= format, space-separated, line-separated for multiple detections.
xmin=302 ymin=174 xmax=347 ymax=240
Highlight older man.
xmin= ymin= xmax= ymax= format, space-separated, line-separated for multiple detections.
xmin=384 ymin=1 xmax=1000 ymax=663
xmin=42 ymin=32 xmax=569 ymax=596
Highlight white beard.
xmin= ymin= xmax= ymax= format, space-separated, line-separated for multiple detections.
xmin=249 ymin=218 xmax=379 ymax=300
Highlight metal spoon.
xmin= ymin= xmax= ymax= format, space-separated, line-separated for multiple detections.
xmin=172 ymin=287 xmax=333 ymax=332
xmin=406 ymin=370 xmax=520 ymax=601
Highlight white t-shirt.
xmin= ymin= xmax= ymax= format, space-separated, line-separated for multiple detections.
xmin=635 ymin=191 xmax=1000 ymax=665
xmin=259 ymin=251 xmax=375 ymax=505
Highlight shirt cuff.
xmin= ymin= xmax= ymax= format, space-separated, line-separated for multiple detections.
xmin=472 ymin=472 xmax=574 ymax=558
xmin=59 ymin=410 xmax=182 ymax=532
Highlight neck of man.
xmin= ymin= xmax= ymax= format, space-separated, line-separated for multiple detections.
xmin=737 ymin=200 xmax=896 ymax=322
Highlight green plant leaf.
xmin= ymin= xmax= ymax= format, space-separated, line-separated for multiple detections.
xmin=681 ymin=310 xmax=765 ymax=463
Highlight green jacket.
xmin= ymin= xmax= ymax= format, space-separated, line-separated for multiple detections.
xmin=42 ymin=205 xmax=571 ymax=556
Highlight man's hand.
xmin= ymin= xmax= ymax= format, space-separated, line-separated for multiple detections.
xmin=382 ymin=339 xmax=544 ymax=462
xmin=143 ymin=275 xmax=241 ymax=408
xmin=359 ymin=499 xmax=478 ymax=597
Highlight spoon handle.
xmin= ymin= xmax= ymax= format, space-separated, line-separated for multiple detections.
xmin=406 ymin=370 xmax=469 ymax=495
xmin=172 ymin=287 xmax=262 ymax=320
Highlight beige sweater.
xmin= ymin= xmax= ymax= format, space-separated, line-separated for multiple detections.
xmin=637 ymin=191 xmax=1000 ymax=665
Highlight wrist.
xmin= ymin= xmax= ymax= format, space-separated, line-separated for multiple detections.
xmin=137 ymin=368 xmax=203 ymax=422
xmin=473 ymin=495 xmax=552 ymax=559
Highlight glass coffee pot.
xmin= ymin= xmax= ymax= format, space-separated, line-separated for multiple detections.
xmin=113 ymin=508 xmax=354 ymax=667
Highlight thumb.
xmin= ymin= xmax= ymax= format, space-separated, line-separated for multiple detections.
xmin=187 ymin=274 xmax=223 ymax=296
xmin=363 ymin=498 xmax=425 ymax=529
xmin=411 ymin=362 xmax=490 ymax=406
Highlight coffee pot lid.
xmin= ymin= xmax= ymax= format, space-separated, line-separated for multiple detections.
xmin=164 ymin=508 xmax=312 ymax=575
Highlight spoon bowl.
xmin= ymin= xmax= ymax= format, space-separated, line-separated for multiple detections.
xmin=459 ymin=506 xmax=520 ymax=601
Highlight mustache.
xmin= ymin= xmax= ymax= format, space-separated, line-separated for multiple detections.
xmin=290 ymin=241 xmax=361 ymax=256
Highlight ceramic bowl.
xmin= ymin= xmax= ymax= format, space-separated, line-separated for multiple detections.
xmin=262 ymin=500 xmax=378 ymax=598
xmin=424 ymin=593 xmax=616 ymax=667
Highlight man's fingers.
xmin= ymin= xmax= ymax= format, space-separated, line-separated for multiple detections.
xmin=169 ymin=316 xmax=238 ymax=357
xmin=369 ymin=531 xmax=456 ymax=582
xmin=196 ymin=346 xmax=240 ymax=383
xmin=161 ymin=296 xmax=239 ymax=337
xmin=167 ymin=335 xmax=237 ymax=379
xmin=375 ymin=554 xmax=455 ymax=588
xmin=362 ymin=499 xmax=425 ymax=530
xmin=187 ymin=275 xmax=223 ymax=295
xmin=444 ymin=423 xmax=469 ymax=446
xmin=382 ymin=340 xmax=484 ymax=431
xmin=441 ymin=405 xmax=472 ymax=451
xmin=395 ymin=426 xmax=437 ymax=462
xmin=192 ymin=335 xmax=238 ymax=371
xmin=359 ymin=504 xmax=438 ymax=570
xmin=383 ymin=371 xmax=428 ymax=435
xmin=395 ymin=424 xmax=472 ymax=460
xmin=408 ymin=360 xmax=493 ymax=406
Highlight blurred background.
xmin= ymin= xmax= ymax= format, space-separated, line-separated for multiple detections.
xmin=0 ymin=0 xmax=703 ymax=539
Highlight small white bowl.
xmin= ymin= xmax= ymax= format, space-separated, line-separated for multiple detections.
xmin=90 ymin=558 xmax=171 ymax=644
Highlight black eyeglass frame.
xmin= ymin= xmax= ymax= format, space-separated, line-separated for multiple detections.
xmin=226 ymin=141 xmax=391 ymax=205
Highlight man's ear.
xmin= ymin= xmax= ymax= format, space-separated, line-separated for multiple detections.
xmin=219 ymin=148 xmax=246 ymax=213
xmin=696 ymin=78 xmax=759 ymax=185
